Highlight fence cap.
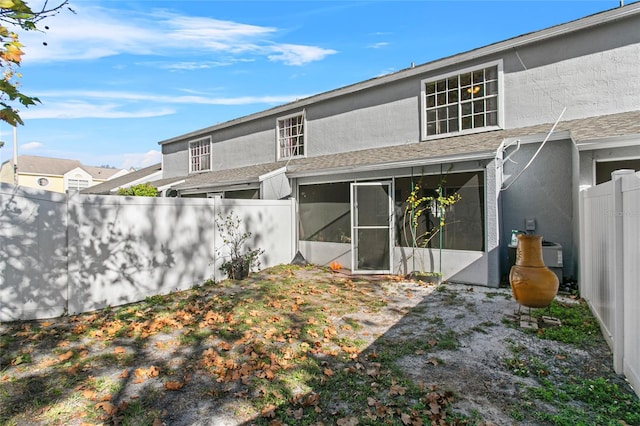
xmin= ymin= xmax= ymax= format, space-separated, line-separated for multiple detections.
xmin=611 ymin=169 xmax=636 ymax=180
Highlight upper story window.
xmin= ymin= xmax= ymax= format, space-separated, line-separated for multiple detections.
xmin=422 ymin=62 xmax=501 ymax=139
xmin=277 ymin=111 xmax=305 ymax=160
xmin=37 ymin=177 xmax=49 ymax=187
xmin=190 ymin=137 xmax=212 ymax=173
xmin=67 ymin=178 xmax=89 ymax=191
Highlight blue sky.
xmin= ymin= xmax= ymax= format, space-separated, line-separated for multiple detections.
xmin=0 ymin=0 xmax=634 ymax=170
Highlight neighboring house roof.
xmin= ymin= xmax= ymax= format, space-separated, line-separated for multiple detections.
xmin=158 ymin=4 xmax=640 ymax=146
xmin=11 ymin=155 xmax=124 ymax=179
xmin=172 ymin=110 xmax=640 ymax=192
xmin=81 ymin=163 xmax=162 ymax=195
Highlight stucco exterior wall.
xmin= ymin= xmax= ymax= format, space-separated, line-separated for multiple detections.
xmin=18 ymin=174 xmax=65 ymax=193
xmin=500 ymin=139 xmax=576 ymax=281
xmin=503 ymin=43 xmax=640 ymax=127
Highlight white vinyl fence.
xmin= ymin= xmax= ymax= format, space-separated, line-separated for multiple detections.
xmin=579 ymin=169 xmax=640 ymax=396
xmin=0 ymin=184 xmax=296 ymax=322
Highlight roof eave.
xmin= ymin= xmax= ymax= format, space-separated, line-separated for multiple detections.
xmin=287 ymin=150 xmax=498 ymax=179
xmin=157 ymin=4 xmax=639 ymax=146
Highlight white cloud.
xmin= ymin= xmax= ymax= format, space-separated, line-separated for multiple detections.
xmin=368 ymin=42 xmax=390 ymax=49
xmin=267 ymin=44 xmax=338 ymax=66
xmin=21 ymin=100 xmax=175 ymax=120
xmin=20 ymin=142 xmax=44 ymax=150
xmin=19 ymin=5 xmax=336 ymax=66
xmin=120 ymin=150 xmax=162 ymax=170
xmin=20 ymin=90 xmax=311 ymax=119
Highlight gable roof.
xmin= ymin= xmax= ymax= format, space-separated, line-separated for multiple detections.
xmin=171 ymin=110 xmax=640 ymax=192
xmin=81 ymin=163 xmax=162 ymax=195
xmin=159 ymin=3 xmax=640 ymax=146
xmin=172 ymin=162 xmax=284 ymax=192
xmin=11 ymin=155 xmax=124 ymax=179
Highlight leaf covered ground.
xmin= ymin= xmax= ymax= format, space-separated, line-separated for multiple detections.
xmin=1 ymin=265 xmax=638 ymax=425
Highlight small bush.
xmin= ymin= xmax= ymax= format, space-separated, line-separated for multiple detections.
xmin=117 ymin=183 xmax=158 ymax=197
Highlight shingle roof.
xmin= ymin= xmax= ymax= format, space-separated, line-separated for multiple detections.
xmin=290 ymin=110 xmax=640 ymax=175
xmin=173 ymin=163 xmax=284 ymax=191
xmin=81 ymin=163 xmax=162 ymax=195
xmin=172 ymin=110 xmax=640 ymax=191
xmin=12 ymin=155 xmax=124 ymax=179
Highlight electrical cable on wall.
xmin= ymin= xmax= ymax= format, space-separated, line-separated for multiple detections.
xmin=501 ymin=106 xmax=567 ymax=191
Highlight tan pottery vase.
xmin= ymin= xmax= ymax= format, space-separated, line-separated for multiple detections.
xmin=509 ymin=234 xmax=559 ymax=309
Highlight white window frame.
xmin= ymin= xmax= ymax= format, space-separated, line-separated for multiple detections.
xmin=421 ymin=60 xmax=503 ymax=141
xmin=277 ymin=111 xmax=306 ymax=160
xmin=67 ymin=178 xmax=90 ymax=191
xmin=189 ymin=136 xmax=212 ymax=173
xmin=64 ymin=167 xmax=93 ymax=192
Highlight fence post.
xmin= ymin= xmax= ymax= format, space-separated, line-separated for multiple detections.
xmin=611 ymin=170 xmax=634 ymax=374
xmin=578 ymin=187 xmax=587 ymax=301
xmin=66 ymin=190 xmax=80 ymax=315
xmin=290 ymin=198 xmax=297 ymax=262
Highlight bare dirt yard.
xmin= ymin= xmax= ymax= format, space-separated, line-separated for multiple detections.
xmin=1 ymin=265 xmax=638 ymax=425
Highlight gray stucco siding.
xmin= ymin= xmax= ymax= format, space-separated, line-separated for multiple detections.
xmin=500 ymin=138 xmax=576 ymax=280
xmin=307 ymin=97 xmax=419 ymax=157
xmin=162 ymin=140 xmax=190 ymax=179
xmin=210 ymin=130 xmax=275 ymax=170
xmin=501 ymin=16 xmax=640 ymax=127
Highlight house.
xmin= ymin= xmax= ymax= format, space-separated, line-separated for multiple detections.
xmin=0 ymin=155 xmax=128 ymax=193
xmin=156 ymin=3 xmax=640 ymax=286
xmin=80 ymin=162 xmax=186 ymax=196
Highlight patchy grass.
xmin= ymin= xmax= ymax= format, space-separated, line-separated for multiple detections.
xmin=0 ymin=266 xmax=461 ymax=426
xmin=1 ymin=266 xmax=638 ymax=426
xmin=502 ymin=298 xmax=640 ymax=425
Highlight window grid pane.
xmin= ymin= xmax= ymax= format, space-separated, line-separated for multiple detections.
xmin=190 ymin=139 xmax=211 ymax=172
xmin=278 ymin=113 xmax=305 ymax=159
xmin=425 ymin=65 xmax=498 ymax=136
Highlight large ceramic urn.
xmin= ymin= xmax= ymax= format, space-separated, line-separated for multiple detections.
xmin=509 ymin=234 xmax=559 ymax=309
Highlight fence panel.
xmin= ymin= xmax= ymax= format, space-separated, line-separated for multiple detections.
xmin=1 ymin=184 xmax=295 ymax=321
xmin=579 ymin=180 xmax=616 ymax=347
xmin=67 ymin=193 xmax=222 ymax=314
xmin=580 ymin=170 xmax=640 ymax=397
xmin=622 ymin=174 xmax=640 ymax=394
xmin=0 ymin=184 xmax=68 ymax=322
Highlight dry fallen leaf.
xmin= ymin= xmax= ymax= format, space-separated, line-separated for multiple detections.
xmin=292 ymin=407 xmax=304 ymax=420
xmin=261 ymin=404 xmax=277 ymax=418
xmin=58 ymin=351 xmax=74 ymax=362
xmin=427 ymin=357 xmax=439 ymax=366
xmin=336 ymin=417 xmax=359 ymax=426
xmin=81 ymin=389 xmax=97 ymax=400
xmin=163 ymin=381 xmax=185 ymax=391
xmin=389 ymin=384 xmax=406 ymax=396
xmin=95 ymin=401 xmax=117 ymax=416
xmin=401 ymin=412 xmax=413 ymax=425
